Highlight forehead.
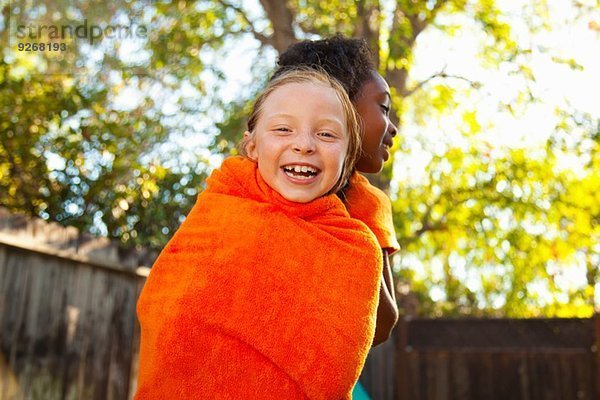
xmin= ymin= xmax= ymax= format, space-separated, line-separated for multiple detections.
xmin=261 ymin=81 xmax=345 ymax=118
xmin=359 ymin=71 xmax=390 ymax=98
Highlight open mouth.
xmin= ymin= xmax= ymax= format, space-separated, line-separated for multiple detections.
xmin=282 ymin=164 xmax=320 ymax=180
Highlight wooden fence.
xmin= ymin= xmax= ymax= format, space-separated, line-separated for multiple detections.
xmin=0 ymin=208 xmax=152 ymax=400
xmin=2 ymin=208 xmax=599 ymax=400
xmin=360 ymin=317 xmax=600 ymax=400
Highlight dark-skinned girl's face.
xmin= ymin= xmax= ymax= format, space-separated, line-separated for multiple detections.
xmin=353 ymin=71 xmax=398 ymax=174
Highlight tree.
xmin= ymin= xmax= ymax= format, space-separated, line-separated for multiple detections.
xmin=394 ymin=113 xmax=599 ymax=317
xmin=1 ymin=0 xmax=598 ymax=315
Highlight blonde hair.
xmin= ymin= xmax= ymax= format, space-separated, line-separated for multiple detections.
xmin=239 ymin=68 xmax=362 ymax=195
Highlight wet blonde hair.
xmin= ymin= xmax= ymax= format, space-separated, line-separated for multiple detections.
xmin=239 ymin=67 xmax=362 ymax=196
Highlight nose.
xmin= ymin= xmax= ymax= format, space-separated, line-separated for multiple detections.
xmin=388 ymin=121 xmax=398 ymax=138
xmin=292 ymin=131 xmax=316 ymax=154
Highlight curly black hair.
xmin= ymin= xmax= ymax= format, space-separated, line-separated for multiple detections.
xmin=273 ymin=35 xmax=375 ymax=101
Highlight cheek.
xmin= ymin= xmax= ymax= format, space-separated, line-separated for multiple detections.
xmin=252 ymin=136 xmax=279 ymax=160
xmin=327 ymin=142 xmax=348 ymax=170
xmin=363 ymin=118 xmax=386 ymax=148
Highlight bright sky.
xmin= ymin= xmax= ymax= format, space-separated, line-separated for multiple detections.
xmin=67 ymin=0 xmax=600 ymax=164
xmin=384 ymin=0 xmax=599 ymax=309
xmin=194 ymin=0 xmax=600 ymax=187
xmin=44 ymin=0 xmax=599 ymax=309
xmin=395 ymin=0 xmax=600 ymax=185
xmin=65 ymin=0 xmax=600 ymax=205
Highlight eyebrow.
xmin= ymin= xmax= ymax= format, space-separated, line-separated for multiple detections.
xmin=265 ymin=112 xmax=297 ymax=120
xmin=266 ymin=113 xmax=344 ymax=128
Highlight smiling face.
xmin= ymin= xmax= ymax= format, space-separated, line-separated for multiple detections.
xmin=354 ymin=71 xmax=398 ymax=173
xmin=244 ymin=81 xmax=350 ymax=203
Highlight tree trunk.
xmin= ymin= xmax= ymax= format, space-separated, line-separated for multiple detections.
xmin=355 ymin=0 xmax=381 ymax=68
xmin=259 ymin=0 xmax=297 ymax=54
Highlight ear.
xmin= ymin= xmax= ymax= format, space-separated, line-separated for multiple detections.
xmin=243 ymin=131 xmax=258 ymax=161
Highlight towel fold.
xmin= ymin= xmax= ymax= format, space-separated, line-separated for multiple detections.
xmin=135 ymin=156 xmax=382 ymax=400
xmin=344 ymin=172 xmax=400 ymax=254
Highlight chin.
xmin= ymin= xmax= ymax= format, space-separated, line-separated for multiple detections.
xmin=281 ymin=192 xmax=316 ymax=203
xmin=356 ymin=160 xmax=384 ymax=174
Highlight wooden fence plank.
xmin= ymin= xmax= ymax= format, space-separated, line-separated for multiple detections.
xmin=2 ymin=208 xmax=598 ymax=400
xmin=594 ymin=314 xmax=600 ymax=400
xmin=394 ymin=318 xmax=597 ymax=400
xmin=0 ymin=209 xmax=150 ymax=400
xmin=396 ymin=317 xmax=410 ymax=400
xmin=127 ymin=279 xmax=145 ymax=400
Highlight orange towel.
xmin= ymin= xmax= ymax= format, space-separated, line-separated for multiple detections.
xmin=344 ymin=172 xmax=400 ymax=254
xmin=135 ymin=156 xmax=382 ymax=400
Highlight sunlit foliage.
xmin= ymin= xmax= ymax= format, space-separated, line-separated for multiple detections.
xmin=1 ymin=0 xmax=598 ymax=316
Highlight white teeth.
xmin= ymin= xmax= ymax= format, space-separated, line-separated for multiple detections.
xmin=285 ymin=165 xmax=317 ymax=173
xmin=283 ymin=164 xmax=318 ymax=179
xmin=284 ymin=170 xmax=312 ymax=180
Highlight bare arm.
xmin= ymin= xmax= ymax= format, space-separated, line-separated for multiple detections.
xmin=372 ymin=249 xmax=399 ymax=346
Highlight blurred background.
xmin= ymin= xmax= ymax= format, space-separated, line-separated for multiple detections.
xmin=1 ymin=0 xmax=599 ymax=399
